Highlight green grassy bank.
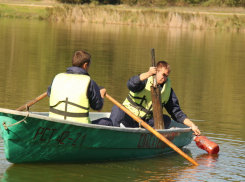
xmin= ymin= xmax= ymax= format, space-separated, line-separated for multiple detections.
xmin=0 ymin=4 xmax=48 ymax=19
xmin=1 ymin=2 xmax=245 ymax=30
xmin=47 ymin=5 xmax=245 ymax=30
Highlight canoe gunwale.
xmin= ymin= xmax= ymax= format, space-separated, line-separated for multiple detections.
xmin=0 ymin=108 xmax=191 ymax=134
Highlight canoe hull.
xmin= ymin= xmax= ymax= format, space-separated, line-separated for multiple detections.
xmin=0 ymin=108 xmax=193 ymax=164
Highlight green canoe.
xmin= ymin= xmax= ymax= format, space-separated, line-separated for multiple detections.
xmin=0 ymin=108 xmax=194 ymax=164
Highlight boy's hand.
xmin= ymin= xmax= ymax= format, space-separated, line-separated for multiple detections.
xmin=191 ymin=125 xmax=201 ymax=136
xmin=100 ymin=88 xmax=106 ymax=98
xmin=147 ymin=67 xmax=157 ymax=77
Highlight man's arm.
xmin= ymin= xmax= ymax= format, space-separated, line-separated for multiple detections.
xmin=88 ymin=80 xmax=104 ymax=111
xmin=139 ymin=67 xmax=156 ymax=81
xmin=183 ymin=118 xmax=201 ymax=135
xmin=127 ymin=67 xmax=156 ymax=93
xmin=165 ymin=89 xmax=201 ymax=135
xmin=47 ymin=79 xmax=54 ymax=97
xmin=165 ymin=89 xmax=187 ymax=123
xmin=98 ymin=86 xmax=106 ymax=112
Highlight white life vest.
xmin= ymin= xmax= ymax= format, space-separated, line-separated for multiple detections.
xmin=49 ymin=73 xmax=91 ymax=123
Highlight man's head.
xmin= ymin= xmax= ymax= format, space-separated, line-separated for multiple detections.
xmin=72 ymin=51 xmax=91 ymax=72
xmin=156 ymin=61 xmax=171 ymax=85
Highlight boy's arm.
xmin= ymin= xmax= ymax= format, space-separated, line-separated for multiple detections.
xmin=47 ymin=79 xmax=54 ymax=97
xmin=139 ymin=67 xmax=156 ymax=81
xmin=88 ymin=80 xmax=104 ymax=111
xmin=164 ymin=89 xmax=188 ymax=123
xmin=165 ymin=89 xmax=201 ymax=135
xmin=183 ymin=118 xmax=201 ymax=135
xmin=127 ymin=67 xmax=156 ymax=93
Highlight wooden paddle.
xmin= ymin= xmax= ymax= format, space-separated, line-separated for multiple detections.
xmin=105 ymin=93 xmax=199 ymax=166
xmin=16 ymin=92 xmax=48 ymax=111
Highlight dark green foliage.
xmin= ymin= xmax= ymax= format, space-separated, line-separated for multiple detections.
xmin=56 ymin=0 xmax=245 ymax=7
xmin=120 ymin=0 xmax=137 ymax=5
xmin=239 ymin=0 xmax=245 ymax=7
xmin=57 ymin=0 xmax=90 ymax=3
xmin=57 ymin=0 xmax=120 ymax=4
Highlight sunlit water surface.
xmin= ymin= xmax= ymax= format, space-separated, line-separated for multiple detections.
xmin=0 ymin=18 xmax=245 ymax=181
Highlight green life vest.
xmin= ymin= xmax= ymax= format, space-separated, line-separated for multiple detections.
xmin=49 ymin=73 xmax=91 ymax=124
xmin=122 ymin=76 xmax=171 ymax=119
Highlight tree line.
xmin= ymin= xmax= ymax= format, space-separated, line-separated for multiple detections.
xmin=57 ymin=0 xmax=245 ymax=7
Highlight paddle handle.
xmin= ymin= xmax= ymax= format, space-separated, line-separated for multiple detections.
xmin=106 ymin=93 xmax=199 ymax=166
xmin=151 ymin=48 xmax=157 ymax=87
xmin=16 ymin=92 xmax=48 ymax=111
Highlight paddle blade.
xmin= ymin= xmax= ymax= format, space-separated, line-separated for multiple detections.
xmin=194 ymin=136 xmax=219 ymax=154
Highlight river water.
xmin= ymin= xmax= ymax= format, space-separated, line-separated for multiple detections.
xmin=0 ymin=18 xmax=245 ymax=181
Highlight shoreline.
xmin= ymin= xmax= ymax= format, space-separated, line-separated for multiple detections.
xmin=0 ymin=2 xmax=245 ymax=30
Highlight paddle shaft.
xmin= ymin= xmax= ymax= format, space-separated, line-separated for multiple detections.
xmin=106 ymin=93 xmax=199 ymax=166
xmin=151 ymin=49 xmax=157 ymax=87
xmin=151 ymin=48 xmax=164 ymax=129
xmin=16 ymin=92 xmax=48 ymax=111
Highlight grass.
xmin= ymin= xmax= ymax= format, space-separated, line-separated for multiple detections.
xmin=0 ymin=3 xmax=48 ymax=19
xmin=45 ymin=4 xmax=245 ymax=30
xmin=0 ymin=1 xmax=245 ymax=30
xmin=0 ymin=0 xmax=57 ymax=4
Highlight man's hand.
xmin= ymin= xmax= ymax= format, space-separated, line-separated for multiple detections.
xmin=191 ymin=125 xmax=201 ymax=136
xmin=140 ymin=67 xmax=157 ymax=81
xmin=183 ymin=118 xmax=201 ymax=136
xmin=100 ymin=88 xmax=106 ymax=98
xmin=147 ymin=67 xmax=157 ymax=77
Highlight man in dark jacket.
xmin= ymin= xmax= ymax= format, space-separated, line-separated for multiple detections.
xmin=110 ymin=61 xmax=201 ymax=135
xmin=47 ymin=50 xmax=112 ymax=126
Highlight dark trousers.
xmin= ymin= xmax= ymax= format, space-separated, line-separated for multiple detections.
xmin=91 ymin=118 xmax=113 ymax=126
xmin=110 ymin=105 xmax=171 ymax=128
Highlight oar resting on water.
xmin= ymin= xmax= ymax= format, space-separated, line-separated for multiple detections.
xmin=105 ymin=93 xmax=199 ymax=166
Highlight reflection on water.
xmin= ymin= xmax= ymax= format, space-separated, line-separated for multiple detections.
xmin=0 ymin=18 xmax=245 ymax=181
xmin=1 ymin=149 xmax=238 ymax=182
xmin=0 ymin=149 xmax=215 ymax=182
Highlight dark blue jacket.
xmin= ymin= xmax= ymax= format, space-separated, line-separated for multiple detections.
xmin=47 ymin=67 xmax=104 ymax=111
xmin=110 ymin=75 xmax=187 ymax=127
xmin=127 ymin=75 xmax=187 ymax=123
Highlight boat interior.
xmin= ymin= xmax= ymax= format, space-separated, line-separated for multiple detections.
xmin=32 ymin=112 xmax=189 ymax=129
